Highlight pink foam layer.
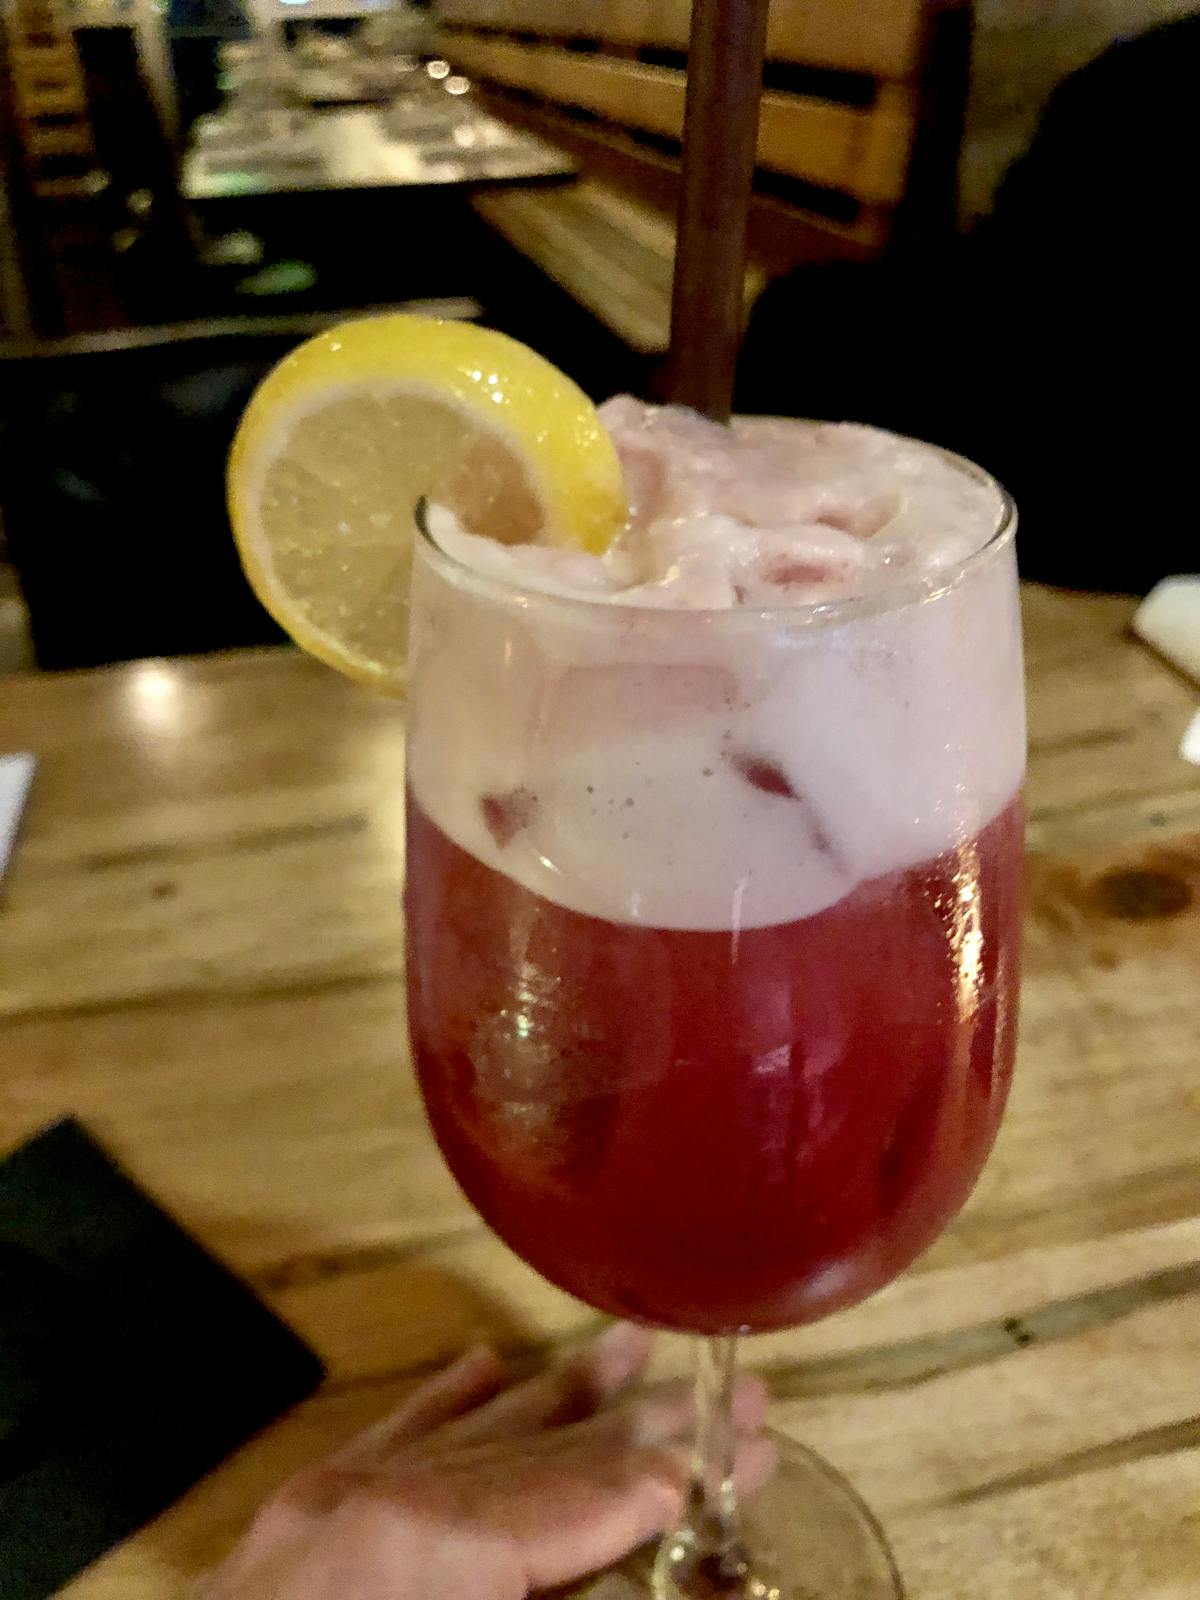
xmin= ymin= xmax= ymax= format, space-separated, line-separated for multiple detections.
xmin=429 ymin=401 xmax=1005 ymax=611
xmin=409 ymin=408 xmax=1023 ymax=931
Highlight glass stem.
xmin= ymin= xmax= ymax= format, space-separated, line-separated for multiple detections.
xmin=656 ymin=1335 xmax=777 ymax=1596
xmin=684 ymin=1335 xmax=748 ymax=1580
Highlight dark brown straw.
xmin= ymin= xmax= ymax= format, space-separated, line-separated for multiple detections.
xmin=667 ymin=0 xmax=771 ymax=422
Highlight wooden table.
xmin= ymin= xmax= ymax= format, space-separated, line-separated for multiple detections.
xmin=2 ymin=585 xmax=1199 ymax=1597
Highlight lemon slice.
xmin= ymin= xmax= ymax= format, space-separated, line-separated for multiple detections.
xmin=228 ymin=314 xmax=627 ymax=692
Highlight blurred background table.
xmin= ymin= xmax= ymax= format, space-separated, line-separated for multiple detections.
xmin=182 ymin=103 xmax=574 ymax=200
xmin=1 ymin=584 xmax=1199 ymax=1596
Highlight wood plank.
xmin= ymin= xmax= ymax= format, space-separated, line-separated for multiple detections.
xmin=9 ymin=60 xmax=85 ymax=95
xmin=0 ymin=652 xmax=405 ymax=1020
xmin=473 ymin=87 xmax=891 ymax=266
xmin=12 ymin=84 xmax=86 ymax=118
xmin=440 ymin=0 xmax=669 ymax=48
xmin=446 ymin=36 xmax=915 ymax=202
xmin=473 ymin=184 xmax=675 ymax=355
xmin=1022 ymin=589 xmax=1200 ymax=842
xmin=766 ymin=0 xmax=925 ymax=79
xmin=473 ymin=178 xmax=765 ymax=355
xmin=438 ymin=0 xmax=926 ymax=78
xmin=19 ymin=122 xmax=94 ymax=157
xmin=5 ymin=38 xmax=79 ymax=76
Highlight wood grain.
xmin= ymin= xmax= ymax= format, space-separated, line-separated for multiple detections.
xmin=472 ymin=180 xmax=711 ymax=356
xmin=468 ymin=87 xmax=890 ymax=267
xmin=438 ymin=0 xmax=926 ymax=79
xmin=444 ymin=34 xmax=915 ymax=203
xmin=439 ymin=0 xmax=686 ymax=48
xmin=2 ymin=584 xmax=1199 ymax=1596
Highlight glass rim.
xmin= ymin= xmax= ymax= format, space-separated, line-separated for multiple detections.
xmin=414 ymin=431 xmax=1017 ymax=630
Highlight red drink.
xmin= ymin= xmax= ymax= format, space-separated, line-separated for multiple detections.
xmin=406 ymin=792 xmax=1022 ymax=1334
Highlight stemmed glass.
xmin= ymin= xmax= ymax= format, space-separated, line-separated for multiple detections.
xmin=403 ymin=460 xmax=1024 ymax=1598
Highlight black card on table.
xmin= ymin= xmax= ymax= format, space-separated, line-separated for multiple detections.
xmin=0 ymin=1118 xmax=326 ymax=1600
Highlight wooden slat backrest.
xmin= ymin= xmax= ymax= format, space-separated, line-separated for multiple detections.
xmin=3 ymin=1 xmax=97 ymax=178
xmin=6 ymin=39 xmax=80 ymax=80
xmin=445 ymin=34 xmax=913 ymax=204
xmin=767 ymin=1 xmax=923 ymax=79
xmin=472 ymin=178 xmax=766 ymax=357
xmin=440 ymin=1 xmax=967 ymax=360
xmin=440 ymin=0 xmax=672 ymax=48
xmin=438 ymin=0 xmax=925 ymax=79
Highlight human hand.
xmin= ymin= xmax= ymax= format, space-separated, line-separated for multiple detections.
xmin=197 ymin=1323 xmax=773 ymax=1600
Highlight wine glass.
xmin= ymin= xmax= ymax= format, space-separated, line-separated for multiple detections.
xmin=403 ymin=456 xmax=1023 ymax=1598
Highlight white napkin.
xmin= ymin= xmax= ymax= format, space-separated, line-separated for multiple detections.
xmin=1134 ymin=577 xmax=1200 ymax=684
xmin=0 ymin=752 xmax=35 ymax=881
xmin=1133 ymin=577 xmax=1200 ymax=766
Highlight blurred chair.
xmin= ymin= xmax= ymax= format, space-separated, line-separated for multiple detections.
xmin=0 ymin=0 xmax=122 ymax=335
xmin=0 ymin=301 xmax=478 ymax=670
xmin=1 ymin=7 xmax=321 ymax=337
xmin=73 ymin=23 xmax=205 ymax=326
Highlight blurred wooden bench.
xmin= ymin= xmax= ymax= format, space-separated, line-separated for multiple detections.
xmin=438 ymin=0 xmax=970 ymax=365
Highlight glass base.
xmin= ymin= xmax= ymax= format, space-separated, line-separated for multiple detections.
xmin=569 ymin=1434 xmax=904 ymax=1600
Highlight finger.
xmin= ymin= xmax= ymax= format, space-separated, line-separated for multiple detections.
xmin=433 ymin=1321 xmax=653 ymax=1447
xmin=511 ymin=1440 xmax=690 ymax=1590
xmin=578 ymin=1371 xmax=769 ymax=1451
xmin=413 ymin=1368 xmax=772 ymax=1475
xmin=427 ymin=1378 xmax=694 ymax=1465
xmin=332 ymin=1345 xmax=507 ymax=1468
xmin=730 ymin=1372 xmax=771 ymax=1437
xmin=501 ymin=1432 xmax=778 ymax=1592
xmin=732 ymin=1433 xmax=778 ymax=1499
